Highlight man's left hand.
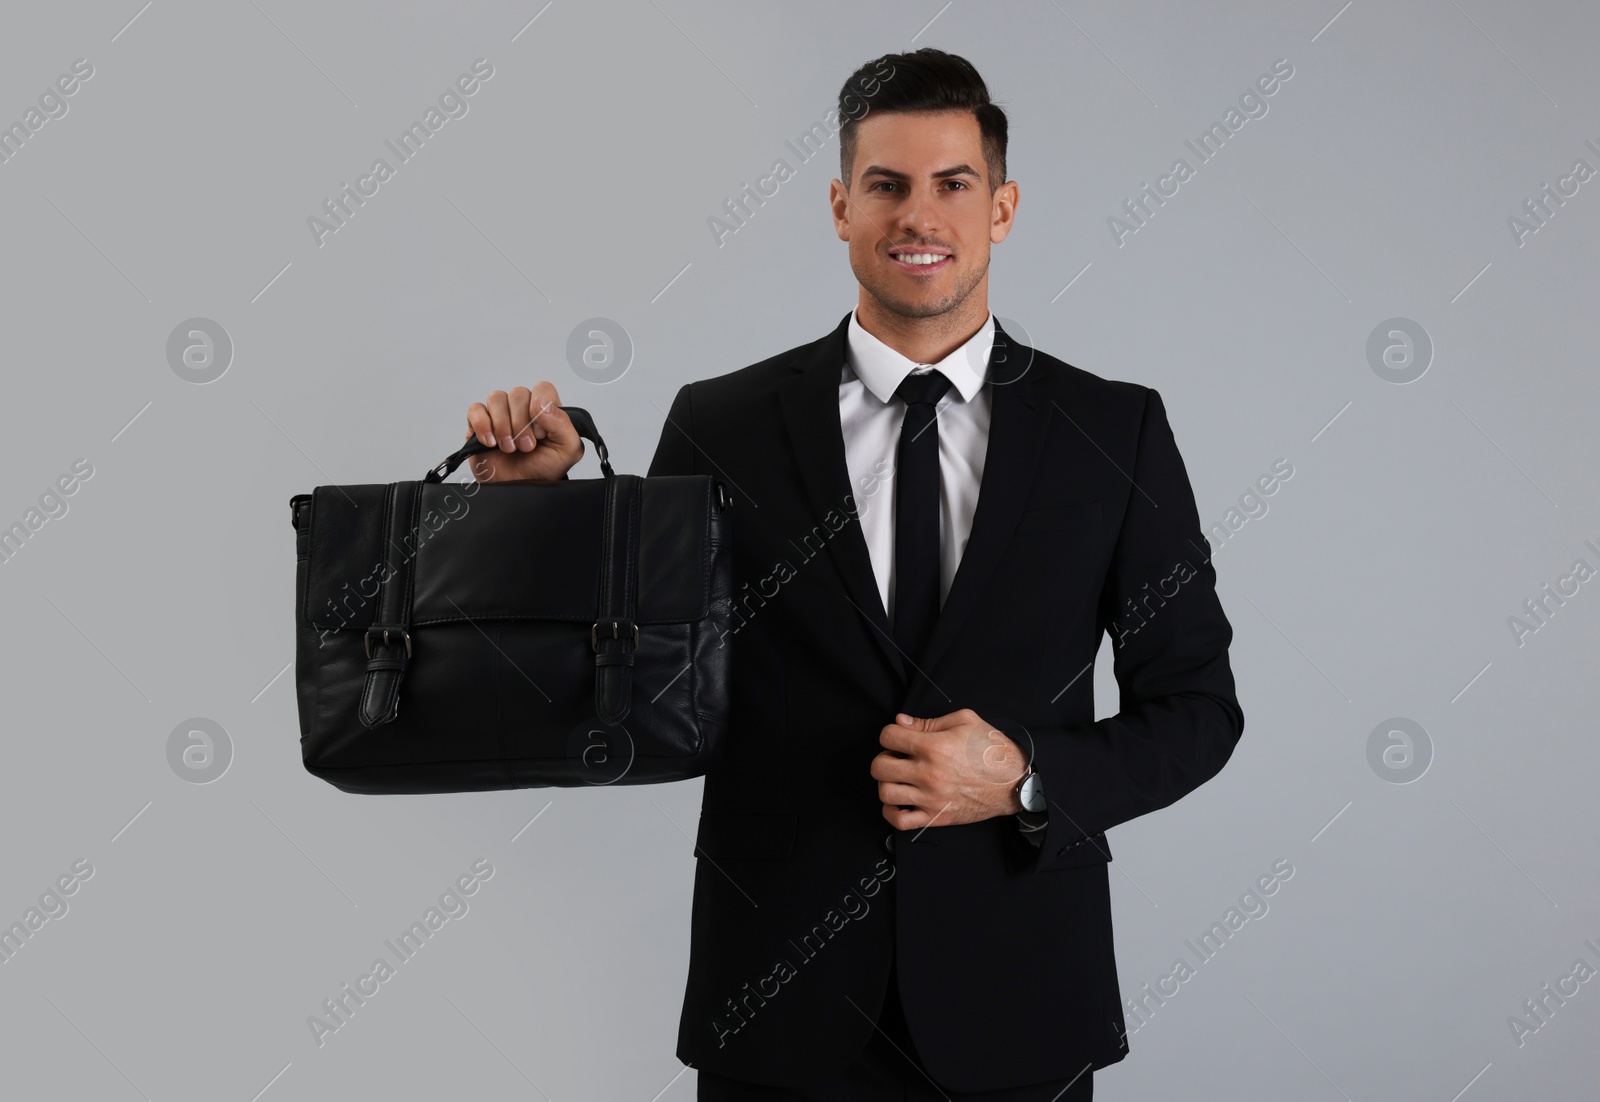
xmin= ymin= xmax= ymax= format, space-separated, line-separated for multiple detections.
xmin=872 ymin=708 xmax=1028 ymax=830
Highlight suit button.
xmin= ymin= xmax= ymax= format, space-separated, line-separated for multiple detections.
xmin=883 ymin=833 xmax=895 ymax=855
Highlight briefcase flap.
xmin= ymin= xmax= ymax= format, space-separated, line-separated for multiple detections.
xmin=300 ymin=477 xmax=715 ymax=632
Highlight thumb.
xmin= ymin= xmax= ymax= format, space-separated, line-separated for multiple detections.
xmin=905 ymin=711 xmax=971 ymax=731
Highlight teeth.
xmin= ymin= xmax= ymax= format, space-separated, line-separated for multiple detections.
xmin=895 ymin=253 xmax=946 ymax=265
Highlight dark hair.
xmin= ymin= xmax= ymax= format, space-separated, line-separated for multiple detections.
xmin=836 ymin=48 xmax=1008 ymax=193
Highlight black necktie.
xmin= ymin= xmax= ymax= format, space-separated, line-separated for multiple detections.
xmin=892 ymin=369 xmax=952 ymax=663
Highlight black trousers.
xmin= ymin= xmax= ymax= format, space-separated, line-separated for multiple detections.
xmin=697 ymin=870 xmax=1094 ymax=1101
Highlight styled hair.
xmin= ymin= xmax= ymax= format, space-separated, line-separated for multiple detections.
xmin=837 ymin=48 xmax=1008 ymax=192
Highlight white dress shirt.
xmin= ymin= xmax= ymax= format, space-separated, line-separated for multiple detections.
xmin=839 ymin=308 xmax=1048 ymax=844
xmin=839 ymin=308 xmax=994 ymax=624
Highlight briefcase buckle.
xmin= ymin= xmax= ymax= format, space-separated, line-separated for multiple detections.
xmin=591 ymin=620 xmax=639 ymax=650
xmin=364 ymin=628 xmax=413 ymax=660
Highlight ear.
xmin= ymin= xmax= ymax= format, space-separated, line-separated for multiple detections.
xmin=829 ymin=178 xmax=853 ymax=242
xmin=990 ymin=179 xmax=1018 ymax=244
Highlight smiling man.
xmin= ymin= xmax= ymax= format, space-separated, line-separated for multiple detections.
xmin=466 ymin=47 xmax=1243 ymax=1102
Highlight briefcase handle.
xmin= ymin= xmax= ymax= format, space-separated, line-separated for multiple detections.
xmin=424 ymin=405 xmax=614 ymax=483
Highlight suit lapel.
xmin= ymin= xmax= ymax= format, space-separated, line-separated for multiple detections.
xmin=778 ymin=312 xmax=906 ymax=680
xmin=777 ymin=313 xmax=1050 ymax=689
xmin=915 ymin=319 xmax=1048 ymax=685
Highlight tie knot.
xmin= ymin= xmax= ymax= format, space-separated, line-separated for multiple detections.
xmin=895 ymin=369 xmax=952 ymax=407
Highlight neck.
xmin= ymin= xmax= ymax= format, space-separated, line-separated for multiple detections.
xmin=854 ymin=296 xmax=990 ymax=365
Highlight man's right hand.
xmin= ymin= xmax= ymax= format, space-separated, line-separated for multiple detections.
xmin=464 ymin=382 xmax=584 ymax=483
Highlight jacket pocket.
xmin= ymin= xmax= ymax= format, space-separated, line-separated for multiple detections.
xmin=693 ymin=811 xmax=798 ymax=861
xmin=1042 ymin=830 xmax=1112 ymax=870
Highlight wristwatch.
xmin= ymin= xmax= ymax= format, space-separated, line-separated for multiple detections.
xmin=1017 ymin=760 xmax=1046 ymax=813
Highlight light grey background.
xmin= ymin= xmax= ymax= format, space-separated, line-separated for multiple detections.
xmin=1 ymin=1 xmax=1596 ymax=1098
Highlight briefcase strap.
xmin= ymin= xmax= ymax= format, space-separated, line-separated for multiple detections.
xmin=424 ymin=405 xmax=613 ymax=483
xmin=593 ymin=473 xmax=642 ymax=725
xmin=353 ymin=473 xmax=646 ymax=730
xmin=354 ymin=439 xmax=645 ymax=730
xmin=358 ymin=480 xmax=421 ymax=728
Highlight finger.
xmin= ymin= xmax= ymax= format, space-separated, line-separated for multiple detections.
xmin=878 ymin=723 xmax=913 ymax=753
xmin=486 ymin=390 xmax=516 ymax=452
xmin=915 ymin=710 xmax=972 ymax=735
xmin=882 ymin=804 xmax=926 ymax=830
xmin=870 ymin=751 xmax=916 ymax=784
xmin=877 ymin=781 xmax=923 ymax=807
xmin=529 ymin=382 xmax=572 ymax=450
xmin=465 ymin=402 xmax=496 ymax=448
xmin=508 ymin=386 xmax=536 ymax=451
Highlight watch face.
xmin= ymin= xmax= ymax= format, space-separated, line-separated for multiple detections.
xmin=1020 ymin=773 xmax=1045 ymax=813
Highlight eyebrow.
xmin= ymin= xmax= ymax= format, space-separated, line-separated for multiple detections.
xmin=858 ymin=164 xmax=982 ymax=183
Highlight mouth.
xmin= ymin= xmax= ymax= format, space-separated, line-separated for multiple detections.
xmin=887 ymin=248 xmax=953 ymax=275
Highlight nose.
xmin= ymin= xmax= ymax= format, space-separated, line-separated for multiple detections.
xmin=896 ymin=186 xmax=940 ymax=237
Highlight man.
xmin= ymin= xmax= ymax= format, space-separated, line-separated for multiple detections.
xmin=465 ymin=47 xmax=1243 ymax=1102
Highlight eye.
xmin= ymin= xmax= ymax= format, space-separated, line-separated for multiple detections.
xmin=946 ymin=180 xmax=969 ymax=191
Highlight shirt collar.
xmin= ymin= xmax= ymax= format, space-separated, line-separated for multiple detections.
xmin=844 ymin=308 xmax=994 ymax=405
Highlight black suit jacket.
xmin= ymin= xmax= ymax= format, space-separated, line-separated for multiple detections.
xmin=647 ymin=312 xmax=1244 ymax=1091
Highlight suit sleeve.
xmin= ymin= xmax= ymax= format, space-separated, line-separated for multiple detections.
xmin=647 ymin=383 xmax=696 ymax=478
xmin=997 ymin=387 xmax=1244 ymax=873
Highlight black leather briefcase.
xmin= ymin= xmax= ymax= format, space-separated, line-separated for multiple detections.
xmin=289 ymin=407 xmax=734 ymax=794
